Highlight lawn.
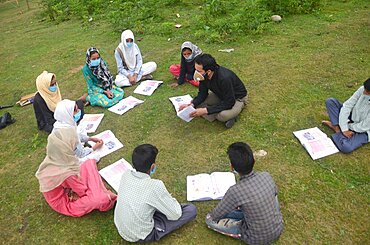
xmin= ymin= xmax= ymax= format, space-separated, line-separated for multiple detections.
xmin=0 ymin=0 xmax=369 ymax=244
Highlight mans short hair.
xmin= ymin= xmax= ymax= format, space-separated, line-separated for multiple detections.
xmin=194 ymin=54 xmax=219 ymax=71
xmin=132 ymin=144 xmax=158 ymax=173
xmin=227 ymin=142 xmax=254 ymax=175
xmin=364 ymin=77 xmax=370 ymax=91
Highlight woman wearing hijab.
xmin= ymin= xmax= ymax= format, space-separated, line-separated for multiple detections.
xmin=53 ymin=99 xmax=103 ymax=159
xmin=114 ymin=29 xmax=157 ymax=87
xmin=33 ymin=71 xmax=62 ymax=133
xmin=82 ymin=47 xmax=124 ymax=108
xmin=170 ymin=41 xmax=203 ymax=88
xmin=35 ymin=127 xmax=116 ymax=217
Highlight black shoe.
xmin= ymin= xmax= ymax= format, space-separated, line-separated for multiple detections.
xmin=225 ymin=118 xmax=236 ymax=128
xmin=141 ymin=74 xmax=153 ymax=81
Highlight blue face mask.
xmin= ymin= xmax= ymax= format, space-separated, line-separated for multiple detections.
xmin=150 ymin=165 xmax=157 ymax=175
xmin=90 ymin=58 xmax=101 ymax=67
xmin=232 ymin=170 xmax=238 ymax=175
xmin=48 ymin=85 xmax=58 ymax=92
xmin=127 ymin=42 xmax=133 ymax=48
xmin=73 ymin=110 xmax=82 ymax=122
xmin=185 ymin=55 xmax=193 ymax=61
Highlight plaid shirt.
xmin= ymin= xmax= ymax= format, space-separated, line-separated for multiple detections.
xmin=210 ymin=171 xmax=284 ymax=245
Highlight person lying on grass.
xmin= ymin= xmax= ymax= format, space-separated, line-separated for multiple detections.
xmin=323 ymin=77 xmax=370 ymax=153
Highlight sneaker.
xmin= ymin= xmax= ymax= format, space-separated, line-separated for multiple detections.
xmin=141 ymin=74 xmax=153 ymax=81
xmin=225 ymin=118 xmax=236 ymax=128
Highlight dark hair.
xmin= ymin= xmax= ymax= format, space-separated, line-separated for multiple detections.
xmin=227 ymin=142 xmax=254 ymax=175
xmin=194 ymin=53 xmax=219 ymax=71
xmin=132 ymin=144 xmax=158 ymax=173
xmin=90 ymin=51 xmax=99 ymax=57
xmin=364 ymin=78 xmax=370 ymax=91
xmin=182 ymin=47 xmax=192 ymax=53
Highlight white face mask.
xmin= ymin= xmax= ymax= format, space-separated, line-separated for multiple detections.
xmin=193 ymin=70 xmax=205 ymax=81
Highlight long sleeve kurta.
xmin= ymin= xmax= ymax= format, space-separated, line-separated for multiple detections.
xmin=42 ymin=159 xmax=115 ymax=217
xmin=82 ymin=64 xmax=124 ymax=108
xmin=339 ymin=86 xmax=370 ymax=141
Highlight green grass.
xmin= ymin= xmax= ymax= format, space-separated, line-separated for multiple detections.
xmin=0 ymin=0 xmax=369 ymax=244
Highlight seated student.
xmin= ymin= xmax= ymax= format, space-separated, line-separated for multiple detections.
xmin=35 ymin=127 xmax=116 ymax=217
xmin=82 ymin=47 xmax=124 ymax=108
xmin=114 ymin=30 xmax=157 ymax=87
xmin=53 ymin=99 xmax=103 ymax=159
xmin=33 ymin=71 xmax=62 ymax=133
xmin=114 ymin=144 xmax=197 ymax=242
xmin=169 ymin=41 xmax=203 ymax=87
xmin=206 ymin=142 xmax=284 ymax=245
xmin=179 ymin=54 xmax=248 ymax=128
xmin=322 ymin=77 xmax=370 ymax=153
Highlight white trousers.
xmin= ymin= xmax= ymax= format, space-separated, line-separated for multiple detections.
xmin=115 ymin=61 xmax=157 ymax=87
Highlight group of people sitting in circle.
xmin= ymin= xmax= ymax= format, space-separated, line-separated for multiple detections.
xmin=32 ymin=28 xmax=369 ymax=244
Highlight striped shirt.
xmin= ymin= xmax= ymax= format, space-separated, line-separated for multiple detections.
xmin=210 ymin=171 xmax=284 ymax=245
xmin=114 ymin=170 xmax=182 ymax=242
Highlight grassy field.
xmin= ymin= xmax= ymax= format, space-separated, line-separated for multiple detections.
xmin=0 ymin=0 xmax=369 ymax=244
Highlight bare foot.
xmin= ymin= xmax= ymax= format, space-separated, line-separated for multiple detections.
xmin=322 ymin=120 xmax=340 ymax=133
xmin=170 ymin=82 xmax=179 ymax=88
xmin=84 ymin=101 xmax=90 ymax=107
xmin=78 ymin=93 xmax=88 ymax=103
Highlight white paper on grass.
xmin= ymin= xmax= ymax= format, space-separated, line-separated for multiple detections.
xmin=134 ymin=80 xmax=163 ymax=96
xmin=169 ymin=94 xmax=195 ymax=122
xmin=293 ymin=127 xmax=339 ymax=160
xmin=115 ymin=74 xmax=132 ymax=87
xmin=78 ymin=114 xmax=104 ymax=133
xmin=88 ymin=130 xmax=123 ymax=158
xmin=99 ymin=158 xmax=134 ymax=193
xmin=108 ymin=96 xmax=144 ymax=115
xmin=186 ymin=172 xmax=236 ymax=201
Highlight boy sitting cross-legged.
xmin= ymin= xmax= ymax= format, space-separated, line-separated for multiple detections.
xmin=114 ymin=144 xmax=197 ymax=243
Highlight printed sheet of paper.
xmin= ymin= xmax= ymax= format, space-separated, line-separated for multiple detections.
xmin=108 ymin=96 xmax=144 ymax=115
xmin=187 ymin=172 xmax=236 ymax=201
xmin=99 ymin=158 xmax=134 ymax=192
xmin=134 ymin=80 xmax=163 ymax=96
xmin=88 ymin=130 xmax=123 ymax=158
xmin=78 ymin=114 xmax=104 ymax=133
xmin=293 ymin=127 xmax=339 ymax=160
xmin=169 ymin=94 xmax=195 ymax=122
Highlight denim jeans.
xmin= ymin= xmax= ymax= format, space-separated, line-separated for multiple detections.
xmin=206 ymin=210 xmax=244 ymax=238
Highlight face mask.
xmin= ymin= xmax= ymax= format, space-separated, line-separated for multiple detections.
xmin=363 ymin=94 xmax=370 ymax=100
xmin=48 ymin=85 xmax=58 ymax=92
xmin=150 ymin=165 xmax=157 ymax=175
xmin=127 ymin=42 xmax=133 ymax=48
xmin=90 ymin=58 xmax=101 ymax=67
xmin=73 ymin=109 xmax=82 ymax=122
xmin=233 ymin=170 xmax=238 ymax=175
xmin=193 ymin=70 xmax=205 ymax=81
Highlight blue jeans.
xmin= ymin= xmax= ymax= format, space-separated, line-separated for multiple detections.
xmin=206 ymin=210 xmax=243 ymax=238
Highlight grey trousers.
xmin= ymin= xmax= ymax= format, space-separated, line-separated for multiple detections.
xmin=139 ymin=204 xmax=197 ymax=243
xmin=325 ymin=98 xmax=368 ymax=153
xmin=198 ymin=92 xmax=247 ymax=122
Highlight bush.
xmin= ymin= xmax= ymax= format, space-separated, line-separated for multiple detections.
xmin=40 ymin=0 xmax=322 ymax=42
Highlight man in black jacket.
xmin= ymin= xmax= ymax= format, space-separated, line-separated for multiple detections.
xmin=180 ymin=54 xmax=247 ymax=128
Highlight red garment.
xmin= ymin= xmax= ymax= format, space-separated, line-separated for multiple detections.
xmin=169 ymin=64 xmax=199 ymax=87
xmin=42 ymin=159 xmax=116 ymax=217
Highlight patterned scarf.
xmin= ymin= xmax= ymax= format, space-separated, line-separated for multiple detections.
xmin=85 ymin=47 xmax=113 ymax=90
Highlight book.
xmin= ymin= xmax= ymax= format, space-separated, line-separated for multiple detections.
xmin=88 ymin=130 xmax=123 ymax=158
xmin=108 ymin=96 xmax=144 ymax=115
xmin=169 ymin=94 xmax=195 ymax=122
xmin=187 ymin=172 xmax=236 ymax=201
xmin=16 ymin=92 xmax=36 ymax=107
xmin=134 ymin=80 xmax=163 ymax=96
xmin=78 ymin=113 xmax=104 ymax=133
xmin=293 ymin=127 xmax=339 ymax=160
xmin=99 ymin=158 xmax=134 ymax=192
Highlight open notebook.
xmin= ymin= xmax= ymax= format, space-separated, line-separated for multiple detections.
xmin=99 ymin=158 xmax=134 ymax=193
xmin=293 ymin=127 xmax=339 ymax=160
xmin=187 ymin=172 xmax=236 ymax=201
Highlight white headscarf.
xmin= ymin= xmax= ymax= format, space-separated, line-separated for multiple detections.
xmin=181 ymin=41 xmax=202 ymax=62
xmin=53 ymin=99 xmax=77 ymax=129
xmin=35 ymin=127 xmax=80 ymax=192
xmin=118 ymin=30 xmax=139 ymax=71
